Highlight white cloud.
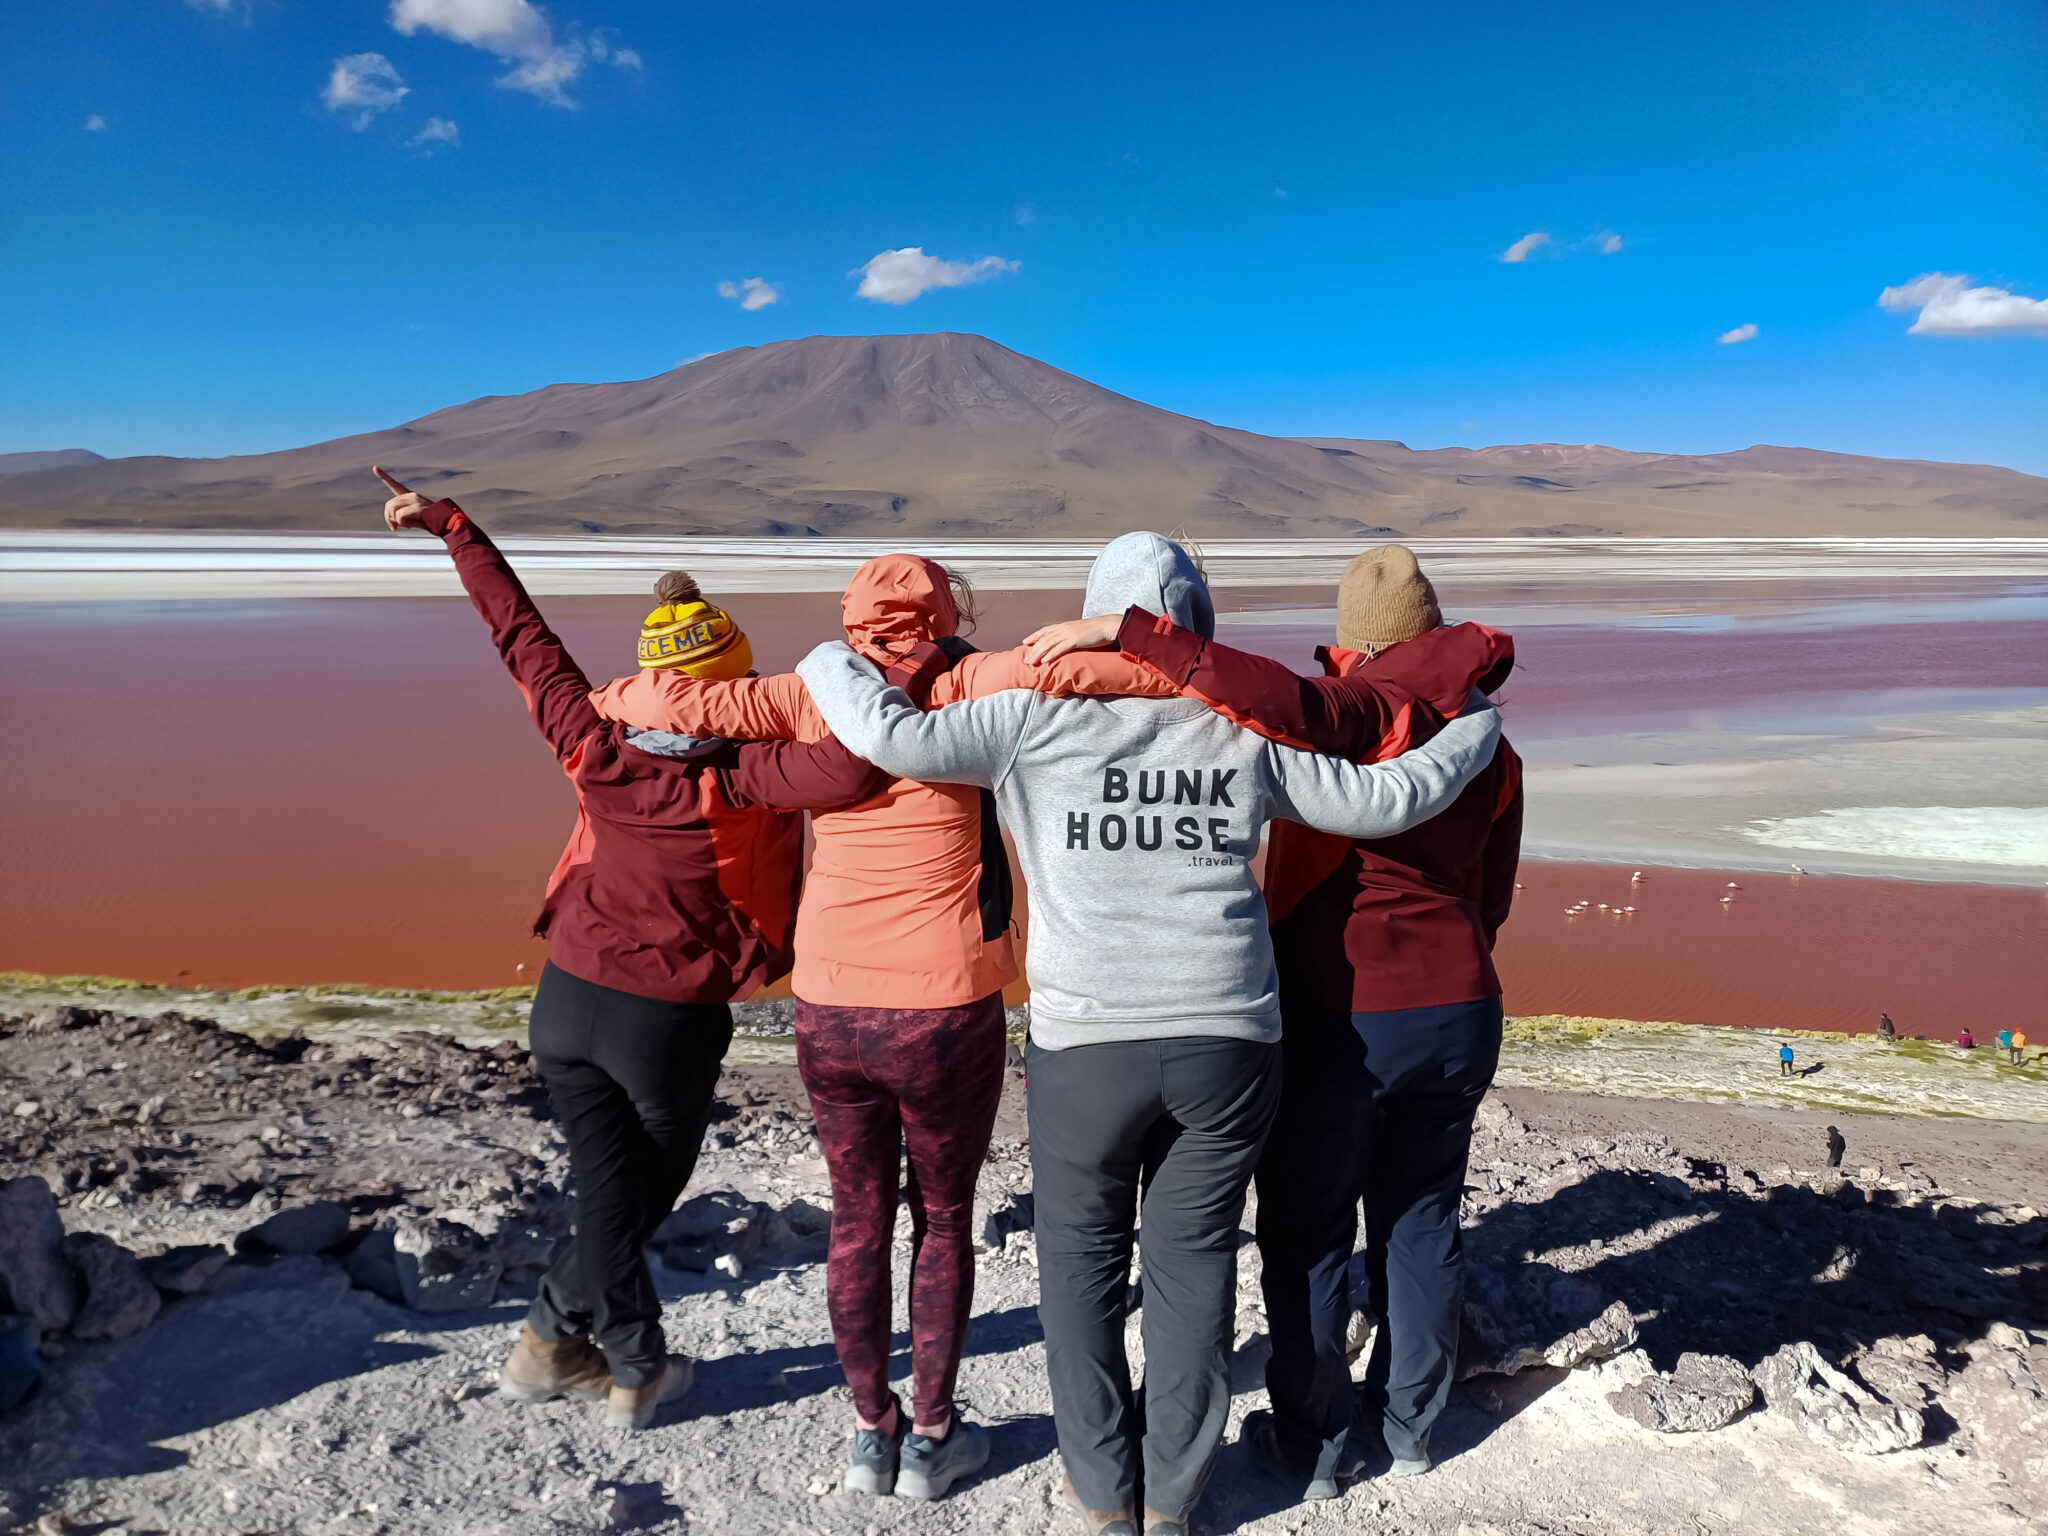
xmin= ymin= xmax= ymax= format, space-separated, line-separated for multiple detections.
xmin=389 ymin=0 xmax=638 ymax=108
xmin=82 ymin=114 xmax=107 ymax=132
xmin=1879 ymin=271 xmax=2048 ymax=336
xmin=1500 ymin=231 xmax=1550 ymax=263
xmin=717 ymin=277 xmax=781 ymax=312
xmin=1717 ymin=323 xmax=1758 ymax=345
xmin=323 ymin=54 xmax=410 ymax=129
xmin=852 ymin=247 xmax=1020 ymax=305
xmin=410 ymin=116 xmax=463 ymax=150
xmin=1597 ymin=232 xmax=1623 ymax=254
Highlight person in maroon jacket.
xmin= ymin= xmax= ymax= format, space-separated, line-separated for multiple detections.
xmin=1023 ymin=543 xmax=1521 ymax=1501
xmin=374 ymin=469 xmax=893 ymax=1431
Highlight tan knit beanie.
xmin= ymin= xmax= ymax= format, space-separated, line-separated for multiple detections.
xmin=1336 ymin=544 xmax=1442 ymax=651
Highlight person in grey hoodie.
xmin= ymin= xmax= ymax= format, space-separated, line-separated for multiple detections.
xmin=796 ymin=533 xmax=1502 ymax=1535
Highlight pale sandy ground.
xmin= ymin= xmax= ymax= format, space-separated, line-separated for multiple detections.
xmin=4 ymin=988 xmax=2044 ymax=1536
xmin=3 ymin=533 xmax=2044 ymax=601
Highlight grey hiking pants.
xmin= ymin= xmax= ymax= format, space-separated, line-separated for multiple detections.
xmin=1026 ymin=1034 xmax=1282 ymax=1522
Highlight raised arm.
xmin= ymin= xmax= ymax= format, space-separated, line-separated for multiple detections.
xmin=1115 ymin=608 xmax=1399 ymax=757
xmin=377 ymin=472 xmax=597 ymax=764
xmin=591 ymin=669 xmax=820 ymax=742
xmin=1265 ymin=692 xmax=1501 ymax=840
xmin=795 ymin=641 xmax=1032 ymax=789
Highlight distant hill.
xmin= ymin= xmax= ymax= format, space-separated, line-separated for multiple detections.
xmin=0 ymin=449 xmax=104 ymax=478
xmin=0 ymin=336 xmax=2039 ymax=537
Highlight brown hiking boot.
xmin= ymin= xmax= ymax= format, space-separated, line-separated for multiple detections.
xmin=604 ymin=1354 xmax=694 ymax=1431
xmin=1057 ymin=1471 xmax=1138 ymax=1535
xmin=497 ymin=1327 xmax=612 ymax=1404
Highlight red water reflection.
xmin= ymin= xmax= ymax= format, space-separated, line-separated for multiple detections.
xmin=1495 ymin=863 xmax=2046 ymax=1036
xmin=2 ymin=593 xmax=2041 ymax=1033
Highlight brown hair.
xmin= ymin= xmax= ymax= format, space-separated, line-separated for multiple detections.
xmin=942 ymin=565 xmax=979 ymax=635
xmin=652 ymin=570 xmax=702 ymax=607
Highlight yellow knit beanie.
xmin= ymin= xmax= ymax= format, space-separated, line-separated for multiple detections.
xmin=638 ymin=571 xmax=754 ymax=679
xmin=1335 ymin=545 xmax=1442 ymax=651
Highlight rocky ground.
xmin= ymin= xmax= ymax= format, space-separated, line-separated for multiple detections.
xmin=1 ymin=1000 xmax=2043 ymax=1535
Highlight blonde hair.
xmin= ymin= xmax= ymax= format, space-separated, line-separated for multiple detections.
xmin=1165 ymin=526 xmax=1208 ymax=579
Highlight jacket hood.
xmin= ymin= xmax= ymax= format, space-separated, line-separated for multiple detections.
xmin=841 ymin=553 xmax=959 ymax=664
xmin=1323 ymin=622 xmax=1514 ymax=716
xmin=1083 ymin=532 xmax=1215 ymax=640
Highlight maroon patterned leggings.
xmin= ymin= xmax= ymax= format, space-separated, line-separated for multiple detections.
xmin=794 ymin=993 xmax=1007 ymax=1425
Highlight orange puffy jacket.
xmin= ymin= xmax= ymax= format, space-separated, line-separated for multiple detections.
xmin=590 ymin=554 xmax=1177 ymax=1007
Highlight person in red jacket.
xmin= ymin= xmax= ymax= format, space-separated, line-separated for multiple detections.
xmin=1024 ymin=543 xmax=1521 ymax=1501
xmin=374 ymin=469 xmax=892 ymax=1431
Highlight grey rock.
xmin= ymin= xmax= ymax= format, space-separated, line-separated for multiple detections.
xmin=1608 ymin=1351 xmax=1755 ymax=1433
xmin=141 ymin=1244 xmax=231 ymax=1295
xmin=650 ymin=1190 xmax=763 ymax=1274
xmin=0 ymin=1176 xmax=79 ymax=1333
xmin=1752 ymin=1340 xmax=1924 ymax=1455
xmin=1943 ymin=1336 xmax=2048 ymax=1508
xmin=491 ymin=1222 xmax=558 ymax=1273
xmin=60 ymin=1232 xmax=161 ymax=1340
xmin=0 ymin=1315 xmax=43 ymax=1415
xmin=343 ymin=1227 xmax=406 ymax=1304
xmin=1459 ymin=1263 xmax=1624 ymax=1378
xmin=1545 ymin=1300 xmax=1639 ymax=1369
xmin=237 ymin=1199 xmax=351 ymax=1256
xmin=978 ymin=1192 xmax=1035 ymax=1251
xmin=1849 ymin=1334 xmax=1948 ymax=1409
xmin=392 ymin=1216 xmax=501 ymax=1312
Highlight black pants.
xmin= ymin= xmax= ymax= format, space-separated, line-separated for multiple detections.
xmin=1027 ymin=1034 xmax=1282 ymax=1523
xmin=1256 ymin=997 xmax=1503 ymax=1475
xmin=525 ymin=962 xmax=733 ymax=1388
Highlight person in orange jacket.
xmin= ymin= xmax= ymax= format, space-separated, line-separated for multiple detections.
xmin=588 ymin=554 xmax=1174 ymax=1500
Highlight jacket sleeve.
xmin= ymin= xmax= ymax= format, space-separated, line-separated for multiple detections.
xmin=423 ymin=501 xmax=597 ymax=763
xmin=937 ymin=646 xmax=1181 ymax=704
xmin=1478 ymin=743 xmax=1524 ymax=947
xmin=1264 ymin=693 xmax=1501 ymax=839
xmin=1116 ymin=606 xmax=1398 ymax=757
xmin=589 ymin=670 xmax=816 ymax=741
xmin=795 ymin=641 xmax=1032 ymax=789
xmin=713 ymin=735 xmax=890 ymax=811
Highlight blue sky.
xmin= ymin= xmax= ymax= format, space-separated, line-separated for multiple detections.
xmin=5 ymin=0 xmax=2046 ymax=471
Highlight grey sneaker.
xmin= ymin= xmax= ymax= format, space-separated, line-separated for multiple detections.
xmin=896 ymin=1416 xmax=990 ymax=1500
xmin=843 ymin=1416 xmax=905 ymax=1496
xmin=1388 ymin=1452 xmax=1431 ymax=1477
xmin=1241 ymin=1409 xmax=1356 ymax=1501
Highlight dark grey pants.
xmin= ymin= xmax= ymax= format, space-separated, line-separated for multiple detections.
xmin=1027 ymin=1034 xmax=1282 ymax=1522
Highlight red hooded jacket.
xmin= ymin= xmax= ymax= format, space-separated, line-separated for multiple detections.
xmin=422 ymin=499 xmax=890 ymax=1003
xmin=1117 ymin=609 xmax=1522 ymax=1014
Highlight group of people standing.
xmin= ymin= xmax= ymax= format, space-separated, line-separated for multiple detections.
xmin=374 ymin=462 xmax=1522 ymax=1533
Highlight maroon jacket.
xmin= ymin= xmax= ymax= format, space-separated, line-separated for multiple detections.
xmin=424 ymin=500 xmax=889 ymax=1003
xmin=1117 ymin=609 xmax=1522 ymax=1014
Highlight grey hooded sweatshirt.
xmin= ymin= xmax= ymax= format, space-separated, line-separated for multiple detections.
xmin=797 ymin=533 xmax=1502 ymax=1050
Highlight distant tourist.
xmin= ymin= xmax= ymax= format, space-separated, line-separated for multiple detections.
xmin=2014 ymin=1029 xmax=2029 ymax=1065
xmin=1878 ymin=1013 xmax=1896 ymax=1041
xmin=1998 ymin=1028 xmax=2014 ymax=1054
xmin=588 ymin=552 xmax=1174 ymax=1500
xmin=1020 ymin=541 xmax=1522 ymax=1501
xmin=1826 ymin=1126 xmax=1846 ymax=1168
xmin=373 ymin=469 xmax=890 ymax=1432
xmin=801 ymin=533 xmax=1502 ymax=1534
xmin=1780 ymin=1042 xmax=1795 ymax=1076
xmin=1958 ymin=1029 xmax=1976 ymax=1050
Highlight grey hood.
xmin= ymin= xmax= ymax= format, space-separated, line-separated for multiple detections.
xmin=1082 ymin=531 xmax=1215 ymax=640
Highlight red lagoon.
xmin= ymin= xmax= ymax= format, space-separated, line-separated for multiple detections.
xmin=2 ymin=592 xmax=2041 ymax=1034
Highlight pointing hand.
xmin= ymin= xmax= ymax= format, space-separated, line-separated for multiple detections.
xmin=374 ymin=466 xmax=436 ymax=531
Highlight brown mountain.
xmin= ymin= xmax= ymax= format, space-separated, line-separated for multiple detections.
xmin=0 ymin=334 xmax=2039 ymax=537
